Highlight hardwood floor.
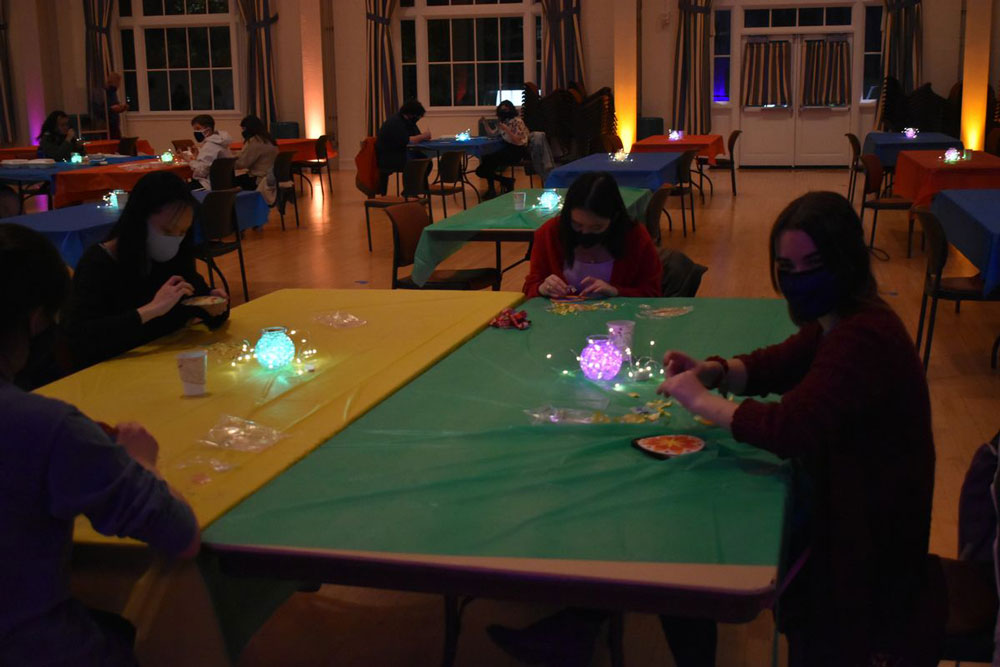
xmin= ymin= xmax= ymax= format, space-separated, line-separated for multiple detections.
xmin=202 ymin=167 xmax=999 ymax=667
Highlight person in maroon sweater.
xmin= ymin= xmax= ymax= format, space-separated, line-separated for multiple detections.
xmin=658 ymin=191 xmax=939 ymax=666
xmin=522 ymin=172 xmax=661 ymax=298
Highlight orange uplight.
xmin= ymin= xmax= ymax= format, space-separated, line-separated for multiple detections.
xmin=613 ymin=0 xmax=638 ymax=150
xmin=300 ymin=2 xmax=326 ymax=140
xmin=960 ymin=0 xmax=991 ymax=151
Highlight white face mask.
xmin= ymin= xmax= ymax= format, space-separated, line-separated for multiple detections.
xmin=146 ymin=224 xmax=184 ymax=262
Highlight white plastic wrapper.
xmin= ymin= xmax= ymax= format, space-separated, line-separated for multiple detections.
xmin=199 ymin=415 xmax=287 ymax=452
xmin=525 ymin=405 xmax=602 ymax=424
xmin=314 ymin=311 xmax=367 ymax=328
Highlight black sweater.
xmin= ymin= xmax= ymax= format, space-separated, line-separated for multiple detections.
xmin=375 ymin=113 xmax=420 ymax=172
xmin=62 ymin=244 xmax=228 ymax=369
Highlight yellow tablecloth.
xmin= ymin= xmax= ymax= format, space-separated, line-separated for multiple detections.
xmin=37 ymin=288 xmax=522 ymax=544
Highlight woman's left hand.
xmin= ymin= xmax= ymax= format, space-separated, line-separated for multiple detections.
xmin=202 ymin=288 xmax=229 ymax=317
xmin=657 ymin=370 xmax=709 ymax=411
xmin=579 ymin=277 xmax=618 ymax=298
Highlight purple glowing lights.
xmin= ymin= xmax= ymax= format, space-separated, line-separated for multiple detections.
xmin=579 ymin=335 xmax=623 ymax=381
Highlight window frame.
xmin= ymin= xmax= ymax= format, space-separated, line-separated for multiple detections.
xmin=396 ymin=0 xmax=543 ymax=114
xmin=114 ymin=2 xmax=243 ymax=118
xmin=861 ymin=4 xmax=883 ymax=103
xmin=712 ymin=9 xmax=732 ymax=106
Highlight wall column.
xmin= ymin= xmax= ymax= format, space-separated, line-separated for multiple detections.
xmin=613 ymin=0 xmax=638 ymax=149
xmin=300 ymin=0 xmax=325 ymax=139
xmin=961 ymin=0 xmax=993 ymax=150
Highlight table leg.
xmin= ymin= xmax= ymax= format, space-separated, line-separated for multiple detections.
xmin=462 ymin=153 xmax=482 ymax=203
xmin=441 ymin=595 xmax=476 ymax=667
xmin=495 ymin=241 xmax=502 ymax=274
xmin=608 ymin=612 xmax=625 ymax=667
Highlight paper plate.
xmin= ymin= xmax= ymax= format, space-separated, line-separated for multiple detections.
xmin=1 ymin=159 xmax=28 ymax=167
xmin=632 ymin=434 xmax=705 ymax=459
xmin=182 ymin=295 xmax=227 ymax=308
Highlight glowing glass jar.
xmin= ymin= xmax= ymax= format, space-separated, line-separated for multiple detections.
xmin=255 ymin=327 xmax=296 ymax=370
xmin=160 ymin=149 xmax=175 ymax=163
xmin=902 ymin=127 xmax=919 ymax=139
xmin=579 ymin=335 xmax=623 ymax=381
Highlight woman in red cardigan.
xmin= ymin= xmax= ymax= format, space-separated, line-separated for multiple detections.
xmin=658 ymin=191 xmax=939 ymax=666
xmin=522 ymin=172 xmax=661 ymax=298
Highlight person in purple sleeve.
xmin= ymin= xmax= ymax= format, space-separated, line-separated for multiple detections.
xmin=0 ymin=223 xmax=200 ymax=666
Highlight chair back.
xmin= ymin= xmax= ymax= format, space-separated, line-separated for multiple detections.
xmin=355 ymin=137 xmax=379 ymax=197
xmin=726 ymin=129 xmax=743 ymax=158
xmin=859 ymin=154 xmax=885 ymax=197
xmin=401 ymin=158 xmax=431 ymax=197
xmin=601 ymin=134 xmax=624 ymax=153
xmin=172 ymin=139 xmax=194 ymax=152
xmin=912 ymin=207 xmax=949 ymax=280
xmin=437 ymin=151 xmax=465 ymax=184
xmin=273 ymin=150 xmax=296 ymax=184
xmin=845 ymin=133 xmax=861 ymax=165
xmin=986 ymin=128 xmax=1000 ymax=156
xmin=209 ymin=157 xmax=237 ymax=190
xmin=385 ymin=202 xmax=432 ymax=271
xmin=197 ymin=188 xmax=240 ymax=241
xmin=314 ymin=135 xmax=329 ymax=160
xmin=658 ymin=248 xmax=708 ymax=297
xmin=644 ymin=185 xmax=673 ymax=241
xmin=676 ymin=150 xmax=698 ymax=185
xmin=117 ymin=137 xmax=139 ymax=156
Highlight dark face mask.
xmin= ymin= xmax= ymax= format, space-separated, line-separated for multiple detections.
xmin=241 ymin=129 xmax=251 ymax=140
xmin=574 ymin=229 xmax=608 ymax=249
xmin=777 ymin=267 xmax=841 ymax=322
xmin=193 ymin=131 xmax=205 ymax=143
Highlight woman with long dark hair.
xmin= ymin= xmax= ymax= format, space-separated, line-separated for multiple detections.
xmin=234 ymin=114 xmax=278 ymax=203
xmin=476 ymin=100 xmax=529 ymax=198
xmin=658 ymin=191 xmax=938 ymax=666
xmin=62 ymin=171 xmax=229 ymax=369
xmin=37 ymin=110 xmax=86 ymax=161
xmin=523 ymin=172 xmax=661 ymax=298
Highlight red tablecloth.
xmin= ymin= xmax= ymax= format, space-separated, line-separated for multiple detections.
xmin=893 ymin=150 xmax=1000 ymax=207
xmin=0 ymin=146 xmax=42 ymax=160
xmin=52 ymin=161 xmax=192 ymax=208
xmin=84 ymin=139 xmax=157 ymax=156
xmin=229 ymin=137 xmax=337 ymax=163
xmin=630 ymin=134 xmax=726 ymax=165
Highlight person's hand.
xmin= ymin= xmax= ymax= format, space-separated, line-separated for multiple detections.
xmin=139 ymin=275 xmax=194 ymax=322
xmin=539 ymin=274 xmax=572 ymax=298
xmin=115 ymin=422 xmax=159 ymax=470
xmin=65 ymin=128 xmax=76 ymax=141
xmin=662 ymin=350 xmax=724 ymax=389
xmin=579 ymin=276 xmax=618 ymax=298
xmin=656 ymin=369 xmax=710 ymax=411
xmin=201 ymin=288 xmax=229 ymax=317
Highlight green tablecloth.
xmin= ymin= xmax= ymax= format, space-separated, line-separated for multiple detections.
xmin=206 ymin=298 xmax=794 ymax=567
xmin=410 ymin=187 xmax=652 ymax=286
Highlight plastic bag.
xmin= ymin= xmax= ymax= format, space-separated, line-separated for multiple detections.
xmin=199 ymin=415 xmax=286 ymax=452
xmin=314 ymin=311 xmax=367 ymax=328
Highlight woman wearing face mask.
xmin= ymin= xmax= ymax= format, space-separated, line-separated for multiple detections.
xmin=657 ymin=191 xmax=939 ymax=666
xmin=62 ymin=171 xmax=229 ymax=370
xmin=234 ymin=114 xmax=278 ymax=204
xmin=476 ymin=100 xmax=529 ymax=199
xmin=37 ymin=110 xmax=87 ymax=161
xmin=523 ymin=172 xmax=661 ymax=298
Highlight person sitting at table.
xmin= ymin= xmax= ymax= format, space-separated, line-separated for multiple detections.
xmin=37 ymin=110 xmax=86 ymax=161
xmin=0 ymin=222 xmax=200 ymax=666
xmin=375 ymin=99 xmax=432 ymax=195
xmin=475 ymin=100 xmax=529 ymax=199
xmin=656 ymin=191 xmax=939 ymax=666
xmin=234 ymin=114 xmax=278 ymax=204
xmin=62 ymin=171 xmax=229 ymax=370
xmin=187 ymin=113 xmax=234 ymax=190
xmin=104 ymin=71 xmax=129 ymax=140
xmin=522 ymin=172 xmax=661 ymax=298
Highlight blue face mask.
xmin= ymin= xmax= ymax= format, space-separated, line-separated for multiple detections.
xmin=777 ymin=267 xmax=841 ymax=322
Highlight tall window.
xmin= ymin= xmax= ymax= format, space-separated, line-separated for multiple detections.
xmin=713 ymin=10 xmax=731 ymax=103
xmin=863 ymin=4 xmax=883 ymax=102
xmin=117 ymin=0 xmax=238 ymax=113
xmin=398 ymin=0 xmax=542 ymax=109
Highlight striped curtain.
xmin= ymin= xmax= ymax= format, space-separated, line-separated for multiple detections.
xmin=541 ymin=0 xmax=586 ymax=92
xmin=0 ymin=0 xmax=13 ymax=144
xmin=236 ymin=0 xmax=279 ymax=127
xmin=874 ymin=0 xmax=922 ymax=129
xmin=741 ymin=40 xmax=791 ymax=108
xmin=671 ymin=0 xmax=712 ymax=134
xmin=83 ymin=0 xmax=115 ymax=135
xmin=801 ymin=38 xmax=850 ymax=107
xmin=365 ymin=0 xmax=399 ymax=137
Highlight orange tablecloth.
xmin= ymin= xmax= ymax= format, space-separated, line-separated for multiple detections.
xmin=0 ymin=146 xmax=41 ymax=160
xmin=85 ymin=138 xmax=157 ymax=155
xmin=894 ymin=150 xmax=1000 ymax=207
xmin=230 ymin=137 xmax=336 ymax=162
xmin=53 ymin=161 xmax=192 ymax=208
xmin=630 ymin=134 xmax=726 ymax=165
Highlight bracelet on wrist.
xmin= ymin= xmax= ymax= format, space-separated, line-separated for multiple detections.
xmin=705 ymin=356 xmax=730 ymax=394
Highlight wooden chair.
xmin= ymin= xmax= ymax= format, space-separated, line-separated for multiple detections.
xmin=912 ymin=208 xmax=1000 ymax=370
xmin=665 ymin=150 xmax=698 ymax=237
xmin=272 ymin=151 xmax=300 ymax=230
xmin=172 ymin=139 xmax=194 ymax=153
xmin=600 ymin=133 xmax=624 ymax=153
xmin=428 ymin=151 xmax=467 ymax=219
xmin=384 ymin=202 xmax=500 ymax=290
xmin=696 ymin=129 xmax=742 ymax=196
xmin=293 ymin=135 xmax=334 ymax=195
xmin=363 ymin=158 xmax=433 ymax=252
xmin=117 ymin=136 xmax=139 ymax=156
xmin=844 ymin=133 xmax=864 ymax=205
xmin=192 ymin=188 xmax=249 ymax=302
xmin=643 ymin=184 xmax=674 ymax=246
xmin=858 ymin=154 xmax=912 ymax=256
xmin=658 ymin=247 xmax=707 ymax=297
xmin=209 ymin=157 xmax=237 ymax=190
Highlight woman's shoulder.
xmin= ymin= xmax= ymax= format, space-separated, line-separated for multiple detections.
xmin=830 ymin=302 xmax=913 ymax=349
xmin=75 ymin=243 xmax=116 ymax=271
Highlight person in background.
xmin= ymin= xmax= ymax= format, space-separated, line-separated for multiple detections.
xmin=62 ymin=171 xmax=229 ymax=370
xmin=0 ymin=222 xmax=200 ymax=666
xmin=476 ymin=100 xmax=529 ymax=199
xmin=523 ymin=172 xmax=661 ymax=298
xmin=37 ymin=110 xmax=86 ymax=161
xmin=657 ymin=191 xmax=939 ymax=666
xmin=187 ymin=114 xmax=233 ymax=190
xmin=234 ymin=114 xmax=278 ymax=205
xmin=375 ymin=99 xmax=431 ymax=195
xmin=105 ymin=71 xmax=129 ymax=140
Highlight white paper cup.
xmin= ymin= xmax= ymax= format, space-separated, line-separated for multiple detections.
xmin=176 ymin=349 xmax=207 ymax=396
xmin=606 ymin=320 xmax=636 ymax=353
xmin=513 ymin=192 xmax=526 ymax=210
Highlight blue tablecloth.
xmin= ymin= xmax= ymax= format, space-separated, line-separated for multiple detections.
xmin=544 ymin=152 xmax=683 ymax=190
xmin=0 ymin=155 xmax=152 ymax=185
xmin=7 ymin=190 xmax=269 ymax=268
xmin=862 ymin=132 xmax=963 ymax=168
xmin=930 ymin=189 xmax=1000 ymax=296
xmin=414 ymin=137 xmax=505 ymax=158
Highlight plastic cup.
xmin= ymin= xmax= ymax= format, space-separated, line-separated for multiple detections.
xmin=176 ymin=349 xmax=207 ymax=396
xmin=512 ymin=192 xmax=526 ymax=210
xmin=606 ymin=320 xmax=636 ymax=353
